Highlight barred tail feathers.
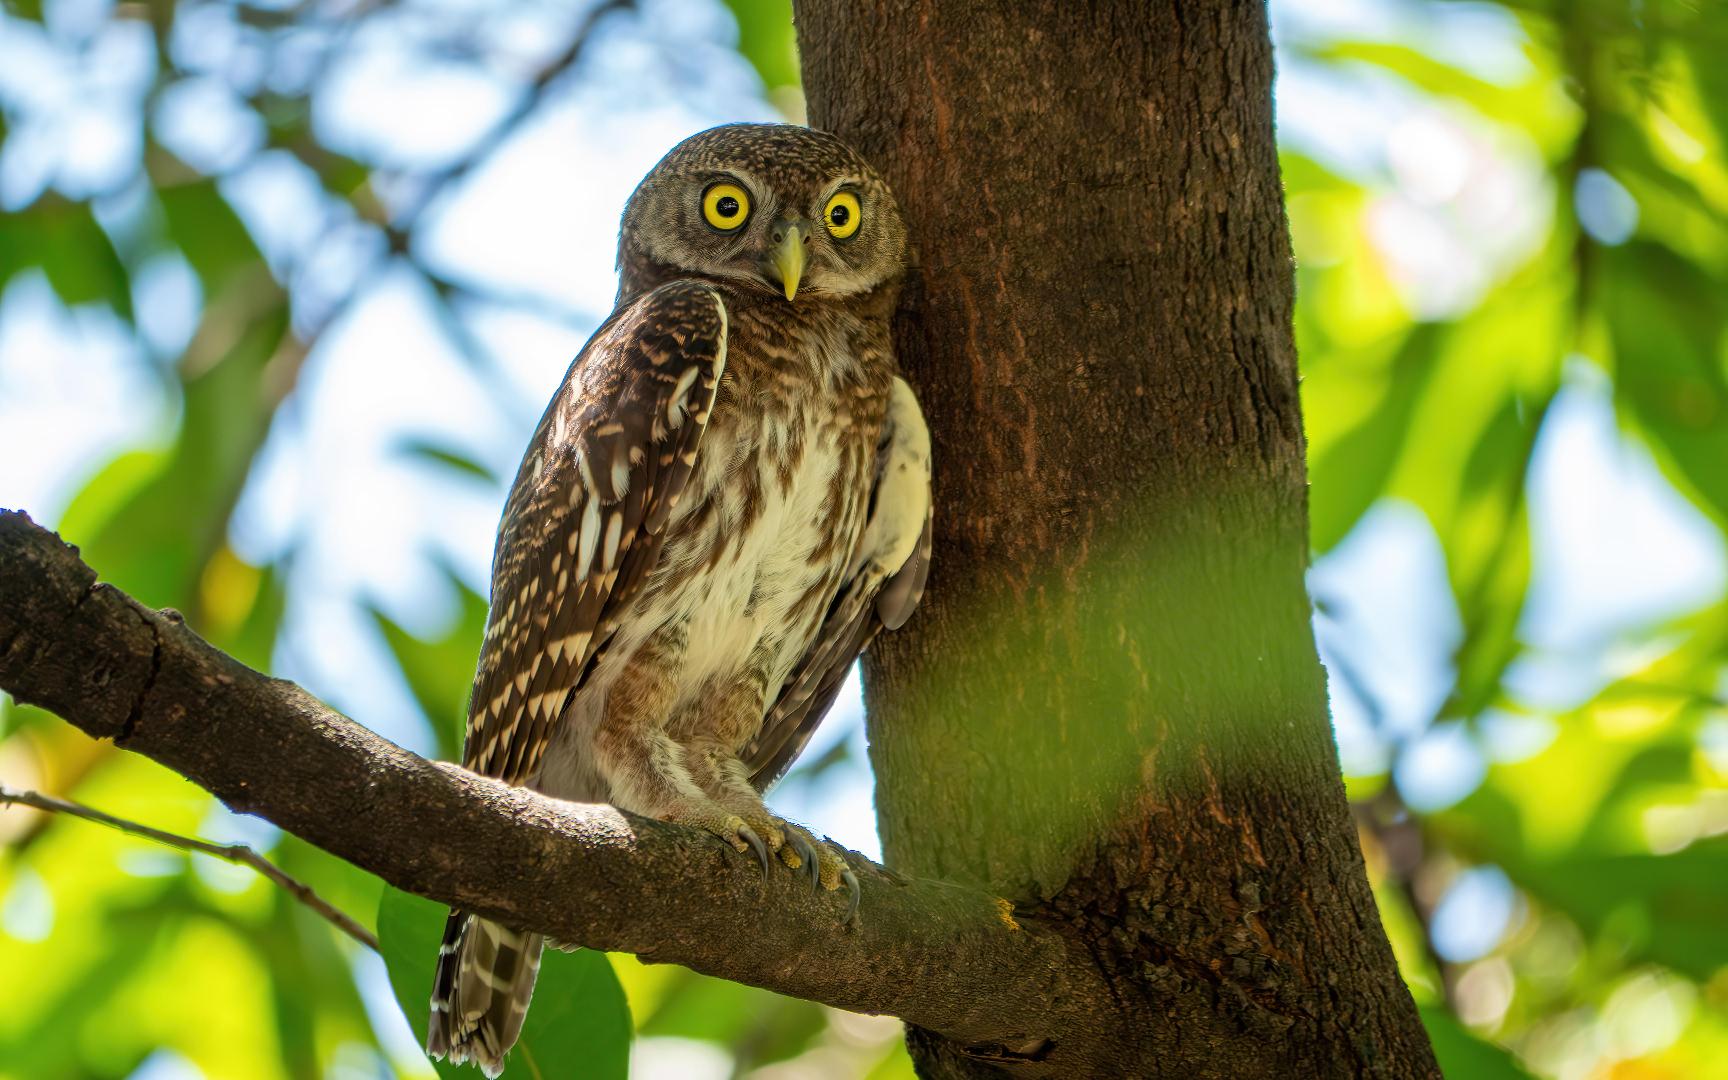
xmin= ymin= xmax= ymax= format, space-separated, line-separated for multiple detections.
xmin=427 ymin=911 xmax=544 ymax=1078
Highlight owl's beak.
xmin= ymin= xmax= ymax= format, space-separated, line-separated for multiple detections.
xmin=766 ymin=220 xmax=807 ymax=301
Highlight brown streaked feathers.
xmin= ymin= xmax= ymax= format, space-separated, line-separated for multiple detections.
xmin=428 ymin=123 xmax=930 ymax=1078
xmin=462 ymin=281 xmax=727 ymax=786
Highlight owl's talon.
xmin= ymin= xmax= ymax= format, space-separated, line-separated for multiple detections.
xmin=841 ymin=868 xmax=860 ymax=926
xmin=784 ymin=831 xmax=821 ymax=892
xmin=724 ymin=813 xmax=849 ymax=910
xmin=735 ymin=823 xmax=770 ymax=876
xmin=801 ymin=839 xmax=858 ymax=923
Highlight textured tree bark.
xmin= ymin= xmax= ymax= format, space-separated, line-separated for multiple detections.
xmin=797 ymin=1 xmax=1440 ymax=1077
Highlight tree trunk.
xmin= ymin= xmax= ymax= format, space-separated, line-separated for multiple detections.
xmin=796 ymin=2 xmax=1440 ymax=1076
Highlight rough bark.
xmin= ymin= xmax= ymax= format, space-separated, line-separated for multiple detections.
xmin=796 ymin=1 xmax=1440 ymax=1076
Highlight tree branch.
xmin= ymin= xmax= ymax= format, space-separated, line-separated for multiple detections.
xmin=0 ymin=785 xmax=380 ymax=952
xmin=0 ymin=509 xmax=1124 ymax=1072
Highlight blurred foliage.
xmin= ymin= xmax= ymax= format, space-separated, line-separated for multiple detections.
xmin=377 ymin=888 xmax=631 ymax=1080
xmin=0 ymin=0 xmax=1725 ymax=1078
xmin=720 ymin=0 xmax=798 ymax=113
xmin=1292 ymin=0 xmax=1728 ymax=1075
xmin=370 ymin=567 xmax=489 ymax=762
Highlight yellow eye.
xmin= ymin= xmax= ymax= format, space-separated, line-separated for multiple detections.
xmin=824 ymin=191 xmax=862 ymax=239
xmin=702 ymin=182 xmax=750 ymax=231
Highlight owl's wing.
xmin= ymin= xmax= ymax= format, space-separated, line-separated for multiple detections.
xmin=463 ymin=280 xmax=728 ymax=785
xmin=745 ymin=376 xmax=932 ymax=790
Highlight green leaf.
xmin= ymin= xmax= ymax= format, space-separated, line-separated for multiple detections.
xmin=54 ymin=449 xmax=167 ymax=543
xmin=219 ymin=555 xmax=288 ymax=671
xmin=377 ymin=887 xmax=632 ymax=1080
xmin=1685 ymin=39 xmax=1728 ymax=155
xmin=273 ymin=834 xmax=385 ymax=941
xmin=1605 ymin=243 xmax=1728 ymax=531
xmin=0 ymin=212 xmax=48 ymax=298
xmin=0 ymin=911 xmax=163 ymax=1075
xmin=154 ymin=175 xmax=267 ymax=295
xmin=71 ymin=297 xmax=291 ymax=612
xmin=368 ymin=567 xmax=488 ymax=761
xmin=0 ymin=198 xmax=134 ymax=321
xmin=0 ymin=695 xmax=54 ymax=738
xmin=261 ymin=99 xmax=376 ymax=199
xmin=396 ymin=437 xmax=500 ymax=484
xmin=865 ymin=1042 xmax=919 ymax=1080
xmin=722 ymin=0 xmax=799 ymax=94
xmin=1446 ymin=396 xmax=1541 ymax=719
xmin=254 ymin=887 xmax=376 ymax=1078
xmin=641 ymin=969 xmax=826 ymax=1068
xmin=1315 ymin=41 xmax=1570 ymax=148
xmin=1419 ymin=1006 xmax=1532 ymax=1079
xmin=1516 ymin=840 xmax=1728 ymax=982
xmin=0 ymin=0 xmax=43 ymax=23
xmin=1592 ymin=111 xmax=1728 ymax=270
xmin=1308 ymin=325 xmax=1443 ymax=553
xmin=1436 ymin=692 xmax=1728 ymax=980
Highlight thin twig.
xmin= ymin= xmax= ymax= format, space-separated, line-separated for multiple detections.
xmin=0 ymin=785 xmax=380 ymax=952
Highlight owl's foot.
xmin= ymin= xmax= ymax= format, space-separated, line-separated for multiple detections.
xmin=734 ymin=821 xmax=770 ymax=875
xmin=770 ymin=821 xmax=861 ymax=925
xmin=683 ymin=790 xmax=858 ymax=922
xmin=662 ymin=802 xmax=772 ymax=875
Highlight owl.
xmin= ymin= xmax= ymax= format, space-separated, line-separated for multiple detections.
xmin=426 ymin=123 xmax=932 ymax=1075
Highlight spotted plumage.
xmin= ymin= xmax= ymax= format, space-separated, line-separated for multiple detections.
xmin=428 ymin=123 xmax=931 ymax=1077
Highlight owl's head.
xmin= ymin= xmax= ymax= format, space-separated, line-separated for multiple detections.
xmin=618 ymin=123 xmax=908 ymax=303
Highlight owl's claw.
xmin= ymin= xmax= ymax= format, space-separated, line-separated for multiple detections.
xmin=735 ymin=822 xmax=770 ymax=877
xmin=672 ymin=808 xmax=770 ymax=877
xmin=841 ymin=868 xmax=860 ymax=927
xmin=799 ymin=833 xmax=859 ymax=923
xmin=725 ymin=811 xmax=856 ymax=920
xmin=784 ymin=830 xmax=821 ymax=894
